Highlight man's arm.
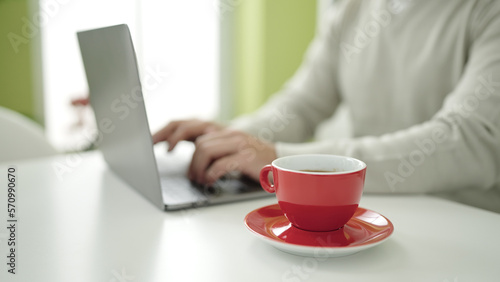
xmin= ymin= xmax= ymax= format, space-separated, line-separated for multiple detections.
xmin=276 ymin=3 xmax=500 ymax=195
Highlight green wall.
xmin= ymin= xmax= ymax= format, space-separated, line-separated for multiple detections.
xmin=234 ymin=0 xmax=317 ymax=116
xmin=0 ymin=0 xmax=316 ymax=122
xmin=0 ymin=0 xmax=42 ymax=122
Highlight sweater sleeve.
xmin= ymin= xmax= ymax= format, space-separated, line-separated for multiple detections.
xmin=230 ymin=5 xmax=344 ymax=143
xmin=277 ymin=3 xmax=500 ymax=194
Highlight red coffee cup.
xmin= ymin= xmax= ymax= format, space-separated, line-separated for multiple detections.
xmin=260 ymin=154 xmax=366 ymax=232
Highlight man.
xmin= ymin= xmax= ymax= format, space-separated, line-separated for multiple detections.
xmin=153 ymin=0 xmax=500 ymax=212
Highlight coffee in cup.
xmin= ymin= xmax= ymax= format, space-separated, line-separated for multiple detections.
xmin=260 ymin=154 xmax=366 ymax=232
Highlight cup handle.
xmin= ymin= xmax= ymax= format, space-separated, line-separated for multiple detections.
xmin=259 ymin=165 xmax=275 ymax=193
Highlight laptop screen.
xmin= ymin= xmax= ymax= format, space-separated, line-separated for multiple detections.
xmin=78 ymin=24 xmax=165 ymax=210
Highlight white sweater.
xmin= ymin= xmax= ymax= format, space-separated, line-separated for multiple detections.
xmin=232 ymin=0 xmax=500 ymax=212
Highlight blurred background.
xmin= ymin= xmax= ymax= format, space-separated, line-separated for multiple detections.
xmin=0 ymin=0 xmax=341 ymax=156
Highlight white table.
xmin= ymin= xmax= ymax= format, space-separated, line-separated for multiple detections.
xmin=0 ymin=151 xmax=499 ymax=282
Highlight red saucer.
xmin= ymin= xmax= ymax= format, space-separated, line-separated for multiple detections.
xmin=244 ymin=204 xmax=394 ymax=257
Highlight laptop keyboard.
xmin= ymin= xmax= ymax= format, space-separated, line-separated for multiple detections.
xmin=160 ymin=176 xmax=207 ymax=203
xmin=160 ymin=172 xmax=266 ymax=207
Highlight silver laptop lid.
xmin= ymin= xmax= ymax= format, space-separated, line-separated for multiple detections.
xmin=77 ymin=24 xmax=164 ymax=210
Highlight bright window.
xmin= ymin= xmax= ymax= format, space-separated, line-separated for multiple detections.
xmin=41 ymin=0 xmax=219 ymax=151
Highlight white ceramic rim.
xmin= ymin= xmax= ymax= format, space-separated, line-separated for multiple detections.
xmin=271 ymin=154 xmax=367 ymax=175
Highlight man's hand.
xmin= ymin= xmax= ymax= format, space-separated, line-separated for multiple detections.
xmin=153 ymin=120 xmax=276 ymax=185
xmin=152 ymin=119 xmax=223 ymax=151
xmin=189 ymin=129 xmax=276 ymax=185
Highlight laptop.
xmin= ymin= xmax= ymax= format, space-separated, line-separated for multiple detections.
xmin=77 ymin=24 xmax=270 ymax=211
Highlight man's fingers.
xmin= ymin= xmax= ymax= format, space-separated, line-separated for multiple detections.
xmin=204 ymin=154 xmax=246 ymax=185
xmin=189 ymin=136 xmax=241 ymax=183
xmin=152 ymin=119 xmax=222 ymax=151
xmin=184 ymin=128 xmax=276 ymax=185
xmin=167 ymin=121 xmax=208 ymax=151
xmin=195 ymin=128 xmax=236 ymax=144
xmin=152 ymin=121 xmax=180 ymax=144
